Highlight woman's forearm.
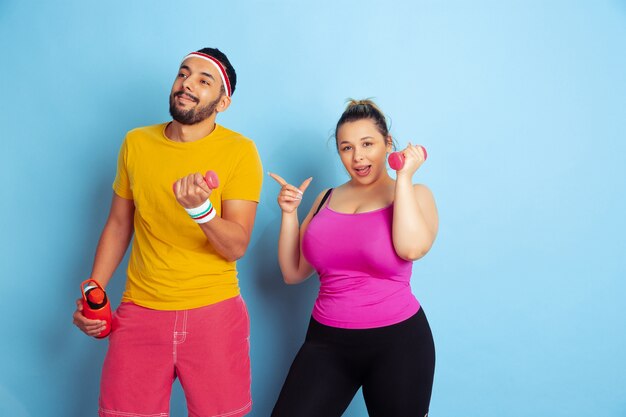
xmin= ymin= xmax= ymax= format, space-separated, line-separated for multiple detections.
xmin=277 ymin=211 xmax=313 ymax=284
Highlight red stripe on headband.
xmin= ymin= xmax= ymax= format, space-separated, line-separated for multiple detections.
xmin=185 ymin=52 xmax=232 ymax=96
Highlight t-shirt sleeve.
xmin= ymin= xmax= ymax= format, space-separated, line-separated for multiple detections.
xmin=112 ymin=138 xmax=133 ymax=200
xmin=222 ymin=140 xmax=263 ymax=202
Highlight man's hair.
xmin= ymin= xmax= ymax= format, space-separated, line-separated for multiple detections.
xmin=196 ymin=47 xmax=237 ymax=95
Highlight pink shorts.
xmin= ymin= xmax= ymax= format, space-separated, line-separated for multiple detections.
xmin=99 ymin=296 xmax=251 ymax=417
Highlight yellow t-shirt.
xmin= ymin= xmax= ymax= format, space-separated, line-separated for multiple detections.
xmin=113 ymin=123 xmax=263 ymax=310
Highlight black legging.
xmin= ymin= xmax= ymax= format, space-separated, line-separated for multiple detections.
xmin=271 ymin=309 xmax=435 ymax=417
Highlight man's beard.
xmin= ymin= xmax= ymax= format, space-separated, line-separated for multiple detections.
xmin=169 ymin=91 xmax=221 ymax=125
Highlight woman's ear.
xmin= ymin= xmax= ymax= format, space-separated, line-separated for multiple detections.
xmin=386 ymin=135 xmax=394 ymax=152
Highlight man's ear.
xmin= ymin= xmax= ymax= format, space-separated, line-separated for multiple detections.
xmin=216 ymin=95 xmax=232 ymax=113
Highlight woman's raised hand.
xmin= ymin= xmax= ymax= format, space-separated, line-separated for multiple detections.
xmin=396 ymin=143 xmax=427 ymax=176
xmin=269 ymin=173 xmax=313 ymax=214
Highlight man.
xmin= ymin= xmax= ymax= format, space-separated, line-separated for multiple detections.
xmin=73 ymin=47 xmax=262 ymax=417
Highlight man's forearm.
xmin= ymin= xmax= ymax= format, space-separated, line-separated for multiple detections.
xmin=90 ymin=220 xmax=134 ymax=288
xmin=89 ymin=194 xmax=135 ymax=288
xmin=199 ymin=216 xmax=250 ymax=262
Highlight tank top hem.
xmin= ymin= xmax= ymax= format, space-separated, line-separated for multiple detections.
xmin=311 ymin=302 xmax=420 ymax=330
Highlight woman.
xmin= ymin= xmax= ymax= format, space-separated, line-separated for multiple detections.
xmin=269 ymin=99 xmax=438 ymax=417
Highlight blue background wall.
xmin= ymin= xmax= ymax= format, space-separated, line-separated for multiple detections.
xmin=1 ymin=1 xmax=625 ymax=416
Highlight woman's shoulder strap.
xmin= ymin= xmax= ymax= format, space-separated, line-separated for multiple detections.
xmin=313 ymin=188 xmax=333 ymax=217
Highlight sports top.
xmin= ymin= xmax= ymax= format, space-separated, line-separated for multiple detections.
xmin=302 ymin=194 xmax=420 ymax=329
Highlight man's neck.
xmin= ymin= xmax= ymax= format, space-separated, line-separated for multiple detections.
xmin=165 ymin=117 xmax=217 ymax=143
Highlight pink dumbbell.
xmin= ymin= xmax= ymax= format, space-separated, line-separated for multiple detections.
xmin=204 ymin=170 xmax=219 ymax=189
xmin=388 ymin=146 xmax=428 ymax=170
xmin=172 ymin=171 xmax=219 ymax=193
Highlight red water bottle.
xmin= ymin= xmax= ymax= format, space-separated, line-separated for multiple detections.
xmin=80 ymin=279 xmax=112 ymax=338
xmin=388 ymin=146 xmax=428 ymax=170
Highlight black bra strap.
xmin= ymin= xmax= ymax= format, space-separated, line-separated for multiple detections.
xmin=313 ymin=188 xmax=333 ymax=217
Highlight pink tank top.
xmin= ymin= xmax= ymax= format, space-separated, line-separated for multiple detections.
xmin=302 ymin=195 xmax=420 ymax=329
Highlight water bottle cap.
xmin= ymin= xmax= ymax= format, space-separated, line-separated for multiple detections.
xmin=87 ymin=288 xmax=105 ymax=304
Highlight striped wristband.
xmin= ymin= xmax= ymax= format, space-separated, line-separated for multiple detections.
xmin=184 ymin=199 xmax=216 ymax=224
